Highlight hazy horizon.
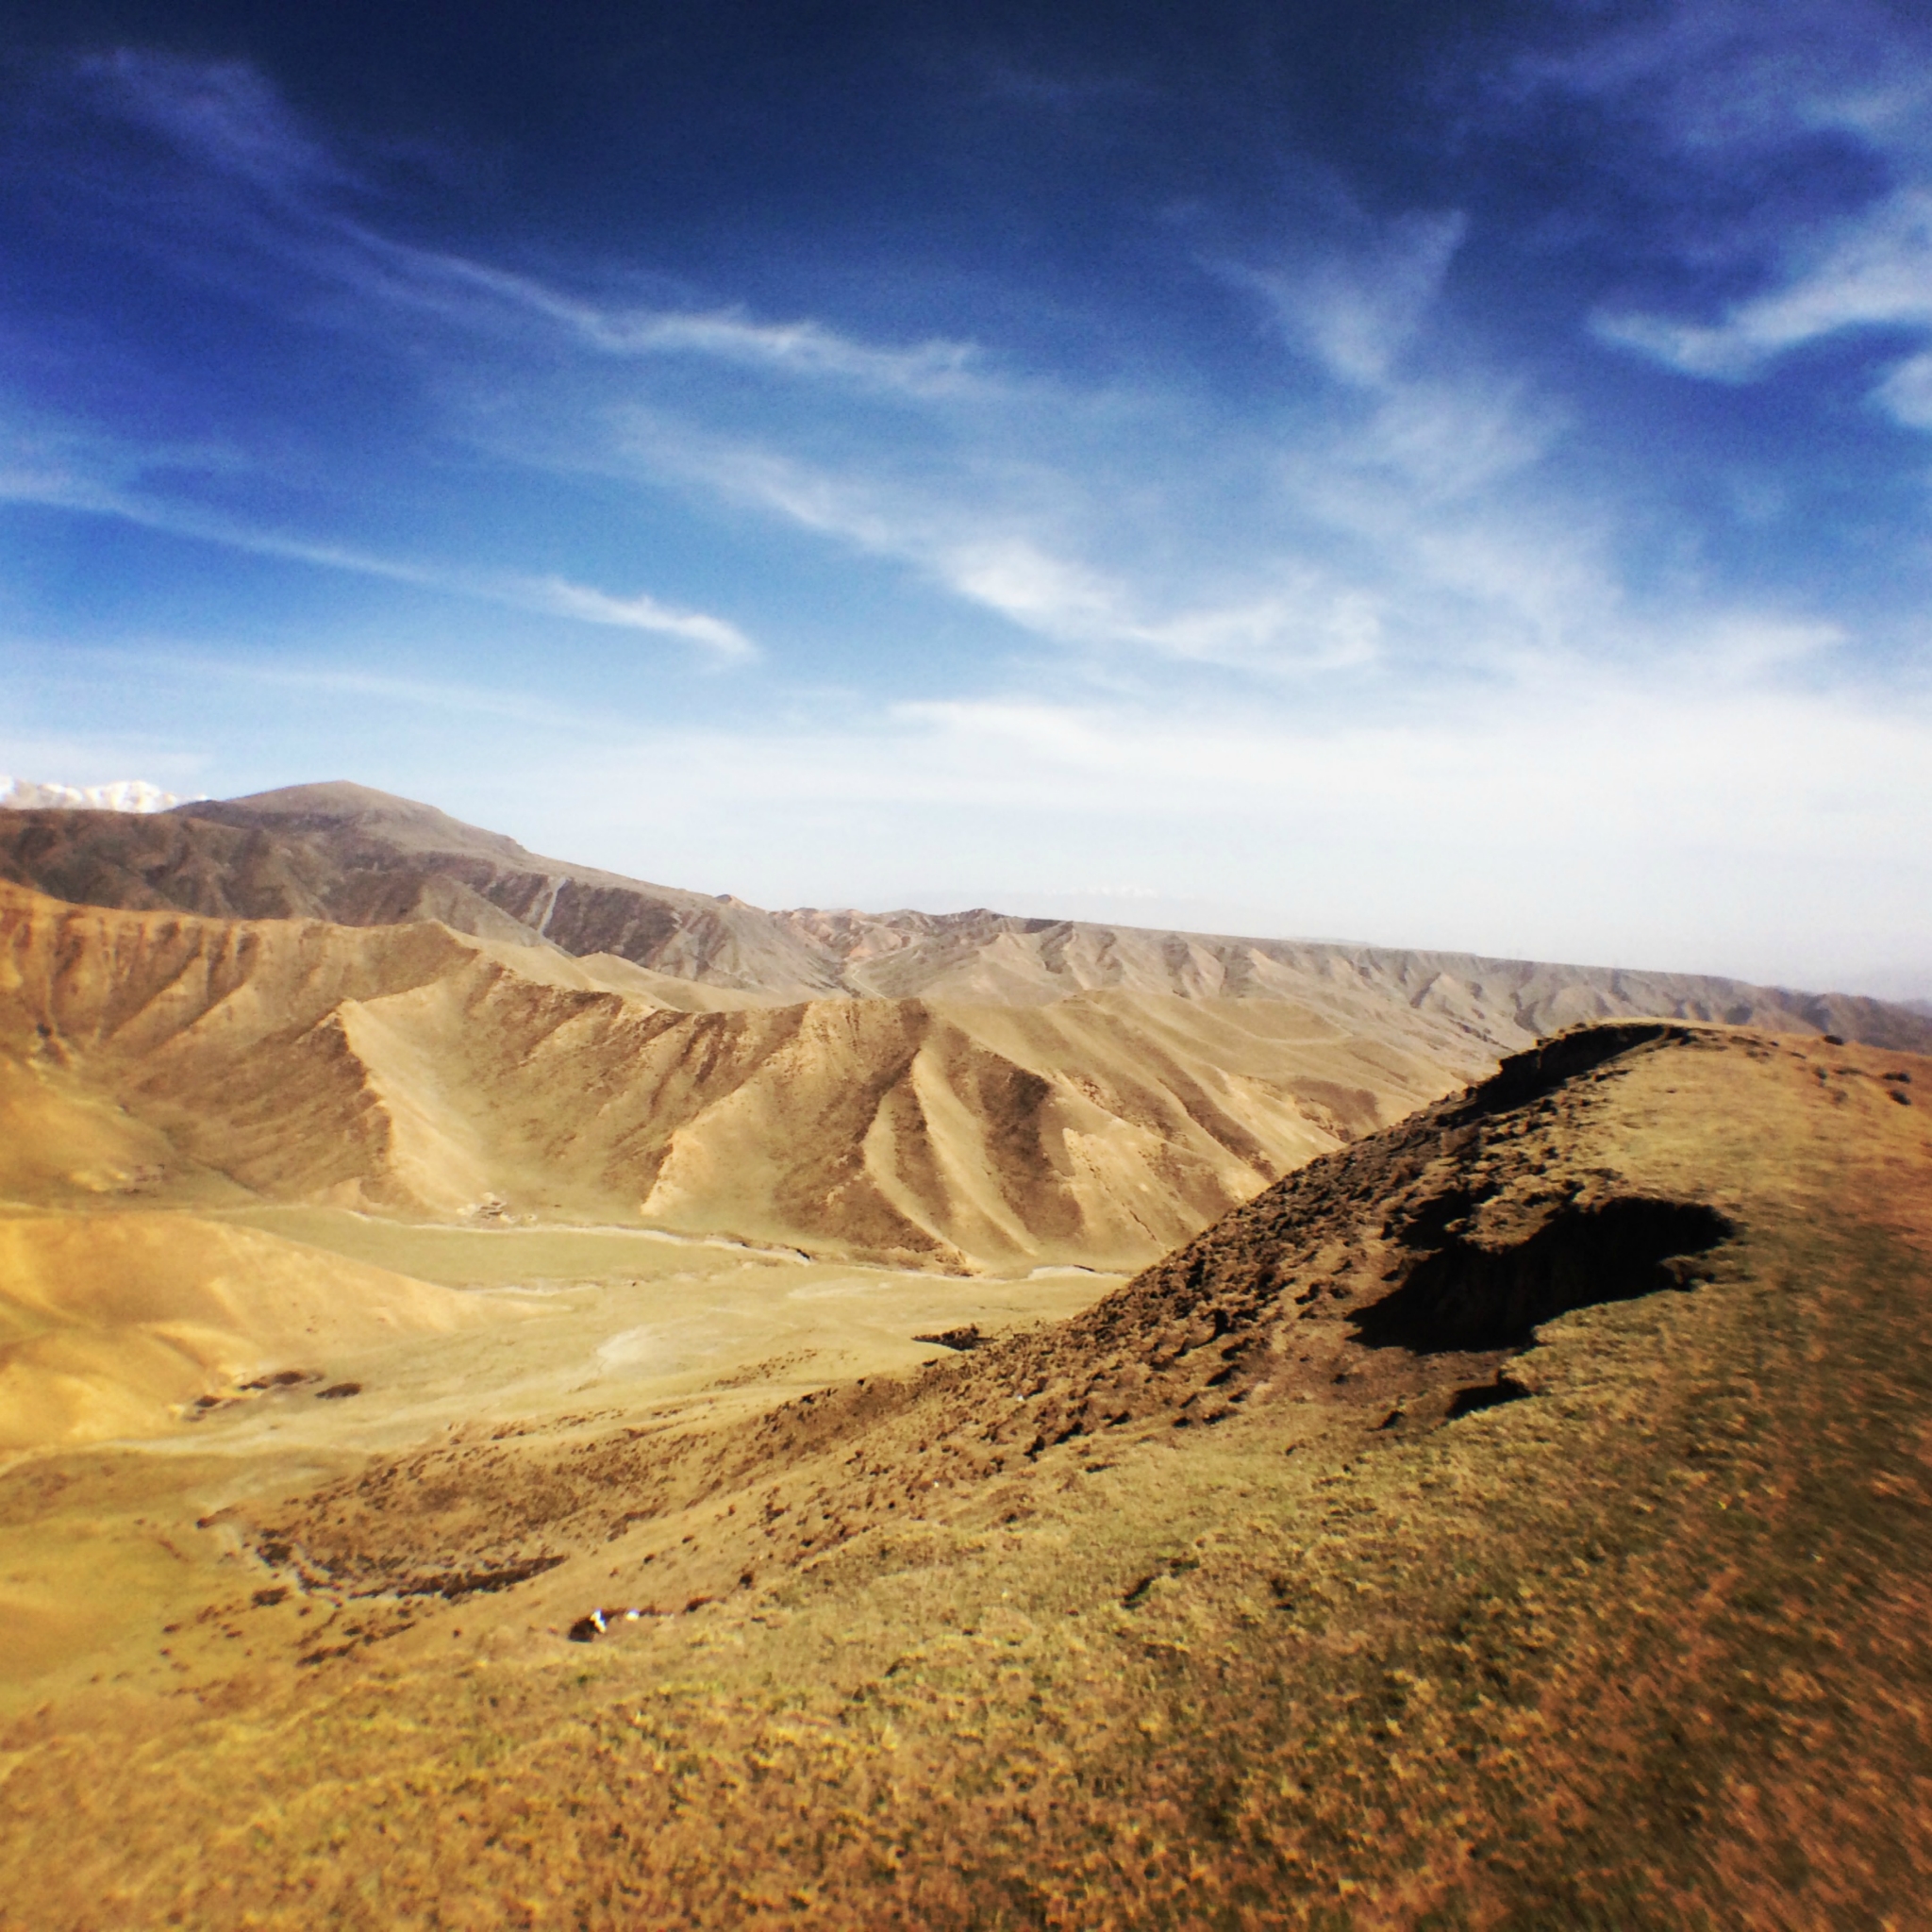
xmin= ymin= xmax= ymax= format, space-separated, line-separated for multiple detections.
xmin=1 ymin=768 xmax=1925 ymax=1004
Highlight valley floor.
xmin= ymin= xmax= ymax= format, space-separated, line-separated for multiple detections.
xmin=0 ymin=1224 xmax=1117 ymax=1705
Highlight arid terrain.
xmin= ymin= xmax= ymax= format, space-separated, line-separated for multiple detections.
xmin=2 ymin=789 xmax=1929 ymax=1927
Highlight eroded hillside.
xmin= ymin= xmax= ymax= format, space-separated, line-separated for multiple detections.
xmin=0 ymin=880 xmax=1468 ymax=1272
xmin=4 ymin=1022 xmax=1925 ymax=1927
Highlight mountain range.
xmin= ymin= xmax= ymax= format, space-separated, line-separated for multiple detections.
xmin=5 ymin=779 xmax=1926 ymax=1046
xmin=3 ymin=782 xmax=1926 ymax=1291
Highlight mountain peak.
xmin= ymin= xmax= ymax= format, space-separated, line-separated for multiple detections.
xmin=176 ymin=782 xmax=537 ymax=860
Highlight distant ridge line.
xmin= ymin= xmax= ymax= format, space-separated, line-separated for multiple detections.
xmin=0 ymin=779 xmax=1922 ymax=1056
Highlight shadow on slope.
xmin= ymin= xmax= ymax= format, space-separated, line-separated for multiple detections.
xmin=1353 ymin=1192 xmax=1734 ymax=1352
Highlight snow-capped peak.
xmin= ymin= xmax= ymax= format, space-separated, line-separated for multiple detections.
xmin=0 ymin=776 xmax=195 ymax=813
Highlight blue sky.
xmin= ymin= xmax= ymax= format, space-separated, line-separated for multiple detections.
xmin=4 ymin=1 xmax=1931 ymax=991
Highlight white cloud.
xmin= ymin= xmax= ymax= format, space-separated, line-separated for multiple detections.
xmin=924 ymin=532 xmax=1386 ymax=673
xmin=1228 ymin=208 xmax=1469 ymax=387
xmin=1352 ymin=377 xmax=1562 ymax=500
xmin=1874 ymin=350 xmax=1932 ymax=428
xmin=658 ymin=438 xmax=1386 ymax=673
xmin=1595 ymin=188 xmax=1932 ymax=395
xmin=0 ymin=437 xmax=755 ymax=661
xmin=520 ymin=576 xmax=754 ymax=659
xmin=1521 ymin=5 xmax=1932 ymax=429
xmin=415 ymin=256 xmax=985 ymax=398
xmin=623 ymin=352 xmax=1819 ymax=696
xmin=1507 ymin=0 xmax=1932 ymax=165
xmin=1129 ymin=587 xmax=1381 ymax=671
xmin=941 ymin=538 xmax=1121 ymax=637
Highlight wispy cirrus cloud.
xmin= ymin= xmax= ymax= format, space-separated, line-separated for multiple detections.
xmin=107 ymin=646 xmax=609 ymax=730
xmin=1595 ymin=188 xmax=1932 ymax=391
xmin=48 ymin=49 xmax=987 ymax=405
xmin=11 ymin=39 xmax=1867 ymax=711
xmin=0 ymin=427 xmax=757 ymax=660
xmin=521 ymin=575 xmax=753 ymax=658
xmin=945 ymin=537 xmax=1384 ymax=671
xmin=1513 ymin=1 xmax=1932 ymax=428
xmin=1350 ymin=377 xmax=1562 ymax=502
xmin=70 ymin=47 xmax=350 ymax=196
xmin=1506 ymin=0 xmax=1932 ymax=165
xmin=644 ymin=432 xmax=1388 ymax=674
xmin=1874 ymin=350 xmax=1932 ymax=428
xmin=1222 ymin=206 xmax=1470 ymax=388
xmin=417 ymin=256 xmax=985 ymax=398
xmin=3 ymin=44 xmax=1643 ymax=698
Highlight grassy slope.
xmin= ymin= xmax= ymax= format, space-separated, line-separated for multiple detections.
xmin=0 ymin=1025 xmax=1926 ymax=1925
